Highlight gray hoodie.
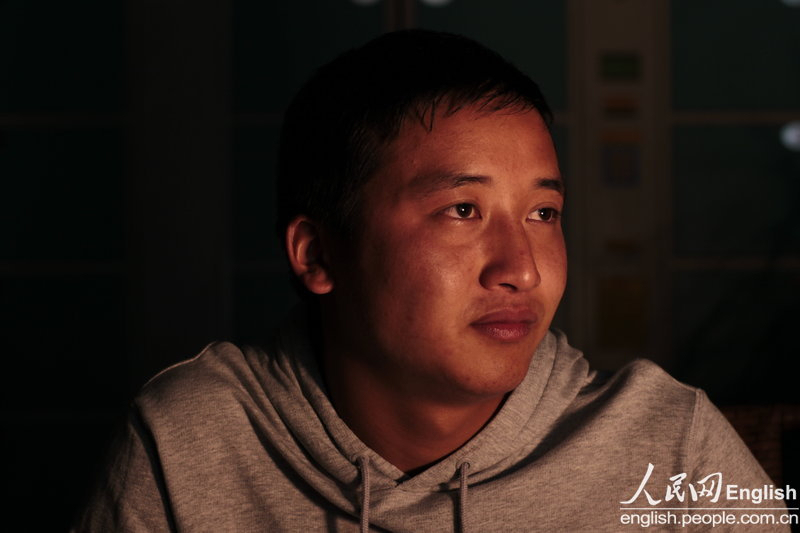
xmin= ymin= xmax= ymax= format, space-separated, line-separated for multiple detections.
xmin=76 ymin=312 xmax=788 ymax=532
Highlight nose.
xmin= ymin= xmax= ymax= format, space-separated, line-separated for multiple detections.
xmin=478 ymin=219 xmax=540 ymax=292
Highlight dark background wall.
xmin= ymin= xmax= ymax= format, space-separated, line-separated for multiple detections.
xmin=1 ymin=0 xmax=798 ymax=530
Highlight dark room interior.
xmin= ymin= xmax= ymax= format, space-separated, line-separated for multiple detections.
xmin=1 ymin=0 xmax=799 ymax=530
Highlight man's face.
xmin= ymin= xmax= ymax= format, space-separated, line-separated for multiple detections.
xmin=325 ymin=104 xmax=566 ymax=402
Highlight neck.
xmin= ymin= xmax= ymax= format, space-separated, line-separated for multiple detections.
xmin=321 ymin=347 xmax=505 ymax=474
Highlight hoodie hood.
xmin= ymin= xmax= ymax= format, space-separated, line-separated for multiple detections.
xmin=246 ymin=307 xmax=592 ymax=530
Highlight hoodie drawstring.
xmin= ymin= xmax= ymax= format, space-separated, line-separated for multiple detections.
xmin=356 ymin=457 xmax=470 ymax=533
xmin=357 ymin=456 xmax=371 ymax=533
xmin=458 ymin=462 xmax=470 ymax=533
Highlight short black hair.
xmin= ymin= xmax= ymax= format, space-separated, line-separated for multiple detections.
xmin=276 ymin=29 xmax=553 ymax=243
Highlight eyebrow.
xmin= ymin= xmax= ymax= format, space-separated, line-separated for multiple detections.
xmin=408 ymin=172 xmax=564 ymax=197
xmin=536 ymin=177 xmax=565 ymax=196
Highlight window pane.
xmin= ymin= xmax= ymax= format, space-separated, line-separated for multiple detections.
xmin=417 ymin=0 xmax=567 ymax=111
xmin=673 ymin=125 xmax=800 ymax=255
xmin=672 ymin=0 xmax=800 ymax=110
xmin=233 ymin=125 xmax=283 ymax=262
xmin=672 ymin=271 xmax=799 ymax=403
xmin=0 ymin=129 xmax=124 ymax=261
xmin=234 ymin=0 xmax=384 ymax=113
xmin=0 ymin=0 xmax=124 ymax=112
xmin=0 ymin=276 xmax=127 ymax=409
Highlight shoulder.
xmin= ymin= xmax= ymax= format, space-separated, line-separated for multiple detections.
xmin=581 ymin=358 xmax=700 ymax=417
xmin=140 ymin=341 xmax=248 ymax=396
xmin=133 ymin=341 xmax=269 ymax=425
xmin=563 ymin=358 xmax=709 ymax=463
xmin=584 ymin=360 xmax=770 ymax=479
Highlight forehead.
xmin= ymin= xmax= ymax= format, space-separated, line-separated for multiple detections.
xmin=368 ymin=105 xmax=561 ymax=194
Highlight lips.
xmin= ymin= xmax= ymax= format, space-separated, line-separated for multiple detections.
xmin=470 ymin=308 xmax=537 ymax=342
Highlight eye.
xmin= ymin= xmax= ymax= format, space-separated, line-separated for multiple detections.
xmin=443 ymin=203 xmax=480 ymax=219
xmin=528 ymin=207 xmax=561 ymax=222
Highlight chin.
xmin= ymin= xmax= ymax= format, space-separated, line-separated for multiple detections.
xmin=448 ymin=356 xmax=533 ymax=400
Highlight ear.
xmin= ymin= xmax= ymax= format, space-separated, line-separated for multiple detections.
xmin=285 ymin=216 xmax=334 ymax=295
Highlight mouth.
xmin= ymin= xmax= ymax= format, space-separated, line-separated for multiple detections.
xmin=470 ymin=308 xmax=538 ymax=342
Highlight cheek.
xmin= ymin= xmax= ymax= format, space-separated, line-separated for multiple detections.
xmin=421 ymin=241 xmax=478 ymax=289
xmin=362 ymin=227 xmax=476 ymax=309
xmin=538 ymin=235 xmax=568 ymax=299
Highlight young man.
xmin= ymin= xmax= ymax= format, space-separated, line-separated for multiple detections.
xmin=77 ymin=30 xmax=789 ymax=532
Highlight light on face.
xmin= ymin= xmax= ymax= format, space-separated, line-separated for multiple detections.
xmin=781 ymin=0 xmax=800 ymax=7
xmin=780 ymin=122 xmax=800 ymax=152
